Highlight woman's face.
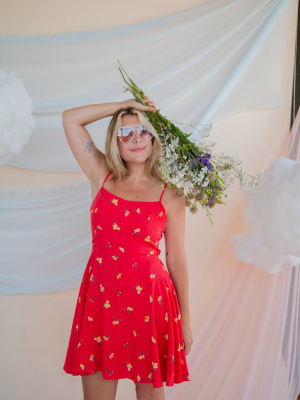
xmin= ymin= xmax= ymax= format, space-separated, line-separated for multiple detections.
xmin=117 ymin=114 xmax=153 ymax=164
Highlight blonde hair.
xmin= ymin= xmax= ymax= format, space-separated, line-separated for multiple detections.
xmin=104 ymin=106 xmax=164 ymax=184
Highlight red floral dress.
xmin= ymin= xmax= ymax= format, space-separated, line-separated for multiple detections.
xmin=63 ymin=171 xmax=191 ymax=388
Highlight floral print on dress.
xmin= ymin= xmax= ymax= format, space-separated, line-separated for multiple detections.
xmin=63 ymin=171 xmax=191 ymax=388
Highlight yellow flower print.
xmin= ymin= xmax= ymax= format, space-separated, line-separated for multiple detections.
xmin=89 ymin=265 xmax=92 ymax=273
xmin=90 ymin=274 xmax=95 ymax=282
xmin=152 ymin=361 xmax=158 ymax=371
xmin=151 ymin=336 xmax=156 ymax=343
xmin=77 ymin=340 xmax=82 ymax=348
xmin=80 ymin=364 xmax=85 ymax=370
xmin=149 ymin=295 xmax=153 ymax=302
xmin=126 ymin=363 xmax=133 ymax=371
xmin=112 ymin=221 xmax=121 ymax=230
xmin=93 ymin=208 xmax=98 ymax=213
xmin=87 ymin=316 xmax=93 ymax=322
xmin=178 ymin=343 xmax=184 ymax=351
xmin=165 ymin=312 xmax=169 ymax=322
xmin=112 ymin=315 xmax=122 ymax=325
xmin=144 ymin=236 xmax=151 ymax=242
xmin=178 ymin=313 xmax=181 ymax=320
xmin=148 ymin=372 xmax=153 ymax=380
xmin=111 ymin=199 xmax=118 ymax=206
xmin=94 ymin=336 xmax=102 ymax=344
xmin=90 ymin=354 xmax=96 ymax=362
xmin=148 ymin=215 xmax=152 ymax=220
xmin=119 ymin=247 xmax=126 ymax=253
xmin=155 ymin=241 xmax=159 ymax=246
xmin=137 ymin=375 xmax=141 ymax=382
xmin=76 ymin=324 xmax=79 ymax=331
xmin=108 ymin=353 xmax=115 ymax=359
xmin=123 ymin=209 xmax=130 ymax=217
xmin=135 ymin=208 xmax=141 ymax=214
xmin=163 ymin=333 xmax=169 ymax=340
xmin=102 ymin=336 xmax=111 ymax=341
xmin=181 ymin=358 xmax=184 ymax=364
xmin=115 ymin=272 xmax=122 ymax=279
xmin=132 ymin=228 xmax=141 ymax=236
xmin=96 ymin=225 xmax=103 ymax=230
xmin=78 ymin=297 xmax=81 ymax=303
xmin=125 ymin=306 xmax=134 ymax=315
xmin=147 ymin=250 xmax=155 ymax=257
xmin=149 ymin=269 xmax=157 ymax=278
xmin=157 ymin=295 xmax=162 ymax=307
xmin=112 ymin=255 xmax=121 ymax=261
xmin=166 ymin=286 xmax=169 ymax=293
xmin=96 ymin=257 xmax=103 ymax=265
xmin=133 ymin=329 xmax=140 ymax=337
xmin=174 ymin=317 xmax=178 ymax=323
xmin=138 ymin=351 xmax=147 ymax=360
xmin=103 ymin=300 xmax=111 ymax=309
xmin=133 ymin=285 xmax=142 ymax=294
xmin=158 ymin=211 xmax=164 ymax=218
xmin=100 ymin=284 xmax=106 ymax=292
xmin=144 ymin=316 xmax=150 ymax=322
xmin=187 ymin=375 xmax=191 ymax=381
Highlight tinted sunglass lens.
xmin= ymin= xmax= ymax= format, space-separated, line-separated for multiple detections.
xmin=119 ymin=127 xmax=134 ymax=142
xmin=138 ymin=125 xmax=153 ymax=139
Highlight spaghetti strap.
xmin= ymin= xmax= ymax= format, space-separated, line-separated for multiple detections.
xmin=159 ymin=182 xmax=168 ymax=202
xmin=101 ymin=171 xmax=112 ymax=188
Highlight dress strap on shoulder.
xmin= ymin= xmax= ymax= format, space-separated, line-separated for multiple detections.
xmin=101 ymin=171 xmax=112 ymax=188
xmin=159 ymin=182 xmax=168 ymax=202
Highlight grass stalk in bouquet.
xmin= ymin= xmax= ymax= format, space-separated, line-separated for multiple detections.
xmin=117 ymin=60 xmax=262 ymax=226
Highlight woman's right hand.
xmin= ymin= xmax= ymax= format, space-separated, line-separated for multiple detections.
xmin=123 ymin=96 xmax=160 ymax=114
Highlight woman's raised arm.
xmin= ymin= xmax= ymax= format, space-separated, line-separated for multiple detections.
xmin=62 ymin=102 xmax=125 ymax=183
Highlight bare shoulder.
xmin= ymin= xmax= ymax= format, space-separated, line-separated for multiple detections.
xmin=162 ymin=185 xmax=185 ymax=216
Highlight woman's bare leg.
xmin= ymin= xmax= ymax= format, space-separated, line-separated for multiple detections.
xmin=81 ymin=371 xmax=118 ymax=400
xmin=134 ymin=382 xmax=165 ymax=400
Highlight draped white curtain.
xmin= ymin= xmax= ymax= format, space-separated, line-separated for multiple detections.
xmin=0 ymin=0 xmax=296 ymax=171
xmin=165 ymin=109 xmax=300 ymax=400
xmin=0 ymin=180 xmax=93 ymax=294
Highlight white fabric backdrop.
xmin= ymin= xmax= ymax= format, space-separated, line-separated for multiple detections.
xmin=0 ymin=180 xmax=93 ymax=294
xmin=164 ymin=107 xmax=300 ymax=400
xmin=0 ymin=0 xmax=296 ymax=171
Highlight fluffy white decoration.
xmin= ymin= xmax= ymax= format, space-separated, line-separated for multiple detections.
xmin=230 ymin=157 xmax=300 ymax=274
xmin=0 ymin=69 xmax=36 ymax=165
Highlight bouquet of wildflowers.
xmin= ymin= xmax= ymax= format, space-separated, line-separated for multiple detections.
xmin=117 ymin=60 xmax=262 ymax=226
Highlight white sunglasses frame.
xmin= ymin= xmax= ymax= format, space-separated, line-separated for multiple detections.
xmin=117 ymin=124 xmax=153 ymax=143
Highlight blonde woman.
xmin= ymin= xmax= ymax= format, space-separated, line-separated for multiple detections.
xmin=62 ymin=96 xmax=193 ymax=400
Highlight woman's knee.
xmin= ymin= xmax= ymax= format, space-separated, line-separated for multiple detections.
xmin=81 ymin=371 xmax=118 ymax=400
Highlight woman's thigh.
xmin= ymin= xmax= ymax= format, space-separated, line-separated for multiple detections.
xmin=134 ymin=382 xmax=165 ymax=400
xmin=81 ymin=371 xmax=118 ymax=400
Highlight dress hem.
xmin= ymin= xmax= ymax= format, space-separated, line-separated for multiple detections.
xmin=63 ymin=366 xmax=191 ymax=388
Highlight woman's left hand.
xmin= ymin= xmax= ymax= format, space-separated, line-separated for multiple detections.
xmin=182 ymin=323 xmax=193 ymax=356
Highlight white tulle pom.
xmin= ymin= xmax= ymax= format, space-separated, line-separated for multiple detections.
xmin=0 ymin=69 xmax=36 ymax=165
xmin=230 ymin=157 xmax=300 ymax=274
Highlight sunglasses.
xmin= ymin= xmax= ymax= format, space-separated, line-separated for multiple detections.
xmin=117 ymin=124 xmax=153 ymax=143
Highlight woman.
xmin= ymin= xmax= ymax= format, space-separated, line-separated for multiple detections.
xmin=62 ymin=96 xmax=193 ymax=400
